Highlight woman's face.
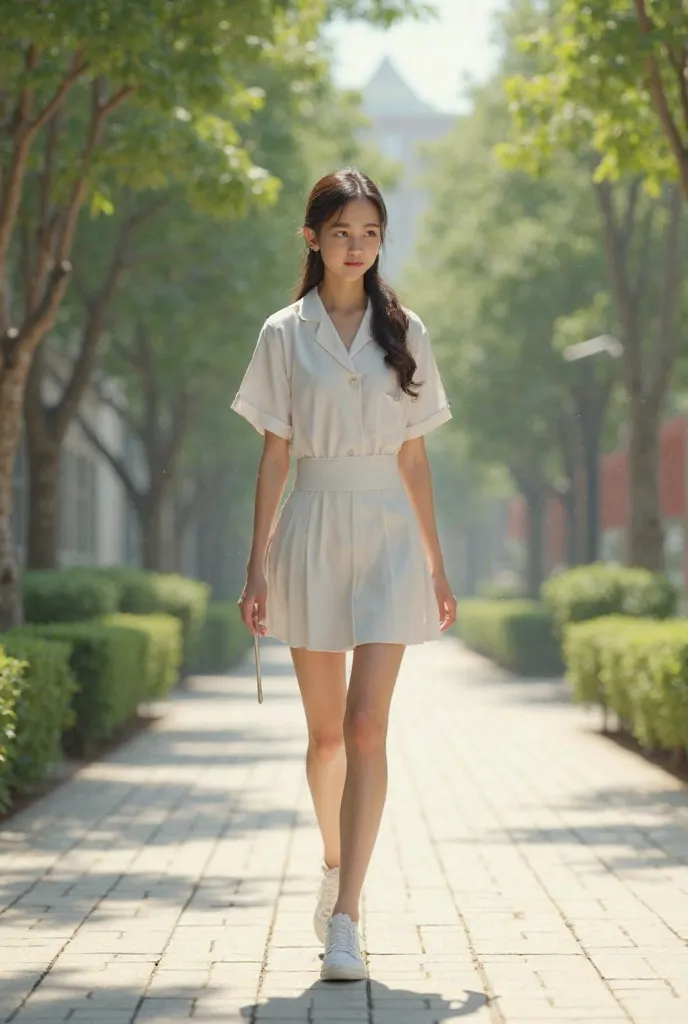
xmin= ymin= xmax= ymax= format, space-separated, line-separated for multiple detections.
xmin=306 ymin=198 xmax=382 ymax=283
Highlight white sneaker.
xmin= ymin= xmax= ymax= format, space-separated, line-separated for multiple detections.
xmin=320 ymin=912 xmax=366 ymax=981
xmin=313 ymin=862 xmax=340 ymax=944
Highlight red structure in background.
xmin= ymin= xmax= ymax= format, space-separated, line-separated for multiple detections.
xmin=507 ymin=416 xmax=688 ymax=584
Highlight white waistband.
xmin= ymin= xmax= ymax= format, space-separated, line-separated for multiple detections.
xmin=294 ymin=455 xmax=401 ymax=491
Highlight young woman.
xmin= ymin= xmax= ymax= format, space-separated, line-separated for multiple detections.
xmin=232 ymin=168 xmax=456 ymax=982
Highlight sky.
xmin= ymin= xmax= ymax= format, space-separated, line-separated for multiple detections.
xmin=324 ymin=0 xmax=506 ymax=113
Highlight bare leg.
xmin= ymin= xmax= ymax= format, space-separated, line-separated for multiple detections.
xmin=291 ymin=648 xmax=347 ymax=869
xmin=332 ymin=642 xmax=406 ymax=922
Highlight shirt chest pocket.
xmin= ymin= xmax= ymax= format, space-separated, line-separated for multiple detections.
xmin=376 ymin=382 xmax=406 ymax=439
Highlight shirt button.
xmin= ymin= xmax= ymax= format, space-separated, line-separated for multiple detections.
xmin=347 ymin=449 xmax=355 ymax=456
xmin=349 ymin=376 xmax=358 ymax=386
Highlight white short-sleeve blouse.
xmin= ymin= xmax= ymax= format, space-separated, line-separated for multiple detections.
xmin=231 ymin=287 xmax=451 ymax=457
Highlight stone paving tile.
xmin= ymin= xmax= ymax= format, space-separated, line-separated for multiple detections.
xmin=2 ymin=638 xmax=688 ymax=1022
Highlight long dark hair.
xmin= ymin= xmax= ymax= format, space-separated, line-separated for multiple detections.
xmin=295 ymin=169 xmax=419 ymax=397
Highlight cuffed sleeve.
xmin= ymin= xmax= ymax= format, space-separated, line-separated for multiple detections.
xmin=404 ymin=317 xmax=452 ymax=440
xmin=231 ymin=321 xmax=292 ymax=440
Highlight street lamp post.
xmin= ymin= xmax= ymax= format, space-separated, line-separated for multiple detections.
xmin=562 ymin=335 xmax=622 ymax=564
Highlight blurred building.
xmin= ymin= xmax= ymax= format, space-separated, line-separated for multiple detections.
xmin=361 ymin=57 xmax=454 ymax=284
xmin=506 ymin=416 xmax=688 ymax=589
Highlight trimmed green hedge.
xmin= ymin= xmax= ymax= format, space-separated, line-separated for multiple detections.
xmin=101 ymin=612 xmax=182 ymax=698
xmin=0 ymin=647 xmax=25 ymax=811
xmin=193 ymin=602 xmax=251 ymax=673
xmin=456 ymin=599 xmax=562 ymax=677
xmin=5 ymin=619 xmax=153 ymax=755
xmin=543 ymin=564 xmax=677 ymax=634
xmin=22 ymin=566 xmax=210 ymax=670
xmin=0 ymin=637 xmax=76 ymax=810
xmin=564 ymin=616 xmax=688 ymax=755
xmin=96 ymin=568 xmax=210 ymax=667
xmin=22 ymin=568 xmax=120 ymax=623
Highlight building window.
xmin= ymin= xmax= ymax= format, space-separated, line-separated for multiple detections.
xmin=58 ymin=446 xmax=98 ymax=563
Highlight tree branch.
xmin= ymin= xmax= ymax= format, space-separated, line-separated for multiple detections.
xmin=595 ymin=179 xmax=643 ymax=398
xmin=109 ymin=336 xmax=145 ymax=374
xmin=1 ymin=261 xmax=72 ymax=368
xmin=651 ymin=186 xmax=683 ymax=402
xmin=54 ymin=80 xmax=135 ymax=267
xmin=635 ymin=0 xmax=688 ymax=200
xmin=161 ymin=389 xmax=195 ymax=474
xmin=28 ymin=50 xmax=88 ymax=139
xmin=53 ymin=215 xmax=132 ymax=437
xmin=137 ymin=323 xmax=160 ymax=459
xmin=85 ymin=375 xmax=143 ymax=438
xmin=8 ymin=44 xmax=39 ymax=136
xmin=74 ymin=409 xmax=142 ymax=510
xmin=633 ymin=202 xmax=656 ymax=311
xmin=667 ymin=45 xmax=688 ymax=136
xmin=27 ymin=113 xmax=64 ymax=311
xmin=621 ymin=176 xmax=642 ymax=251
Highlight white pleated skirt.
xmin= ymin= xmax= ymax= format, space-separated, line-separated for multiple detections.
xmin=265 ymin=455 xmax=442 ymax=651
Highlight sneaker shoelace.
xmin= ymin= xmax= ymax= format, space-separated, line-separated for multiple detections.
xmin=328 ymin=915 xmax=360 ymax=958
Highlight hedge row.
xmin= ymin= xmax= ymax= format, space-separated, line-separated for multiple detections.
xmin=455 ymin=599 xmax=562 ymax=677
xmin=564 ymin=616 xmax=688 ymax=756
xmin=194 ymin=602 xmax=250 ymax=673
xmin=543 ymin=563 xmax=677 ymax=634
xmin=0 ymin=568 xmax=253 ymax=812
xmin=22 ymin=567 xmax=209 ymax=667
xmin=457 ymin=565 xmax=678 ymax=679
xmin=0 ymin=637 xmax=76 ymax=812
xmin=4 ymin=613 xmax=182 ymax=759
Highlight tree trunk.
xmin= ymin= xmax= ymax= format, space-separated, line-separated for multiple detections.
xmin=24 ymin=352 xmax=63 ymax=569
xmin=558 ymin=487 xmax=580 ymax=569
xmin=137 ymin=478 xmax=176 ymax=572
xmin=140 ymin=494 xmax=165 ymax=571
xmin=25 ymin=437 xmax=62 ymax=570
xmin=582 ymin=430 xmax=601 ymax=564
xmin=0 ymin=351 xmax=33 ymax=630
xmin=525 ymin=484 xmax=546 ymax=598
xmin=627 ymin=398 xmax=664 ymax=570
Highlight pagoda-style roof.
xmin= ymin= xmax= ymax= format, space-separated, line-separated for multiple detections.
xmin=362 ymin=56 xmax=437 ymax=118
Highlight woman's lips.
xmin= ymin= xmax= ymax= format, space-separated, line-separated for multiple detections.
xmin=344 ymin=261 xmax=364 ymax=267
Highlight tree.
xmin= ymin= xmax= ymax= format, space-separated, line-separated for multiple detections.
xmin=72 ymin=194 xmax=285 ymax=570
xmin=19 ymin=17 xmax=327 ymax=571
xmin=73 ymin=62 xmax=398 ymax=571
xmin=501 ymin=0 xmax=688 ymax=197
xmin=0 ymin=0 xmax=427 ymax=627
xmin=406 ymin=75 xmax=612 ymax=594
xmin=0 ymin=3 xmax=287 ymax=627
xmin=500 ymin=0 xmax=688 ymax=570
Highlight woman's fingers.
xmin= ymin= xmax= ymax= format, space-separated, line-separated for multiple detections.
xmin=256 ymin=592 xmax=267 ymax=635
xmin=239 ymin=591 xmax=258 ymax=633
xmin=438 ymin=589 xmax=457 ymax=631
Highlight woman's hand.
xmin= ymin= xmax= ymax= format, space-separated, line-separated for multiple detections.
xmin=238 ymin=568 xmax=268 ymax=636
xmin=433 ymin=572 xmax=457 ymax=632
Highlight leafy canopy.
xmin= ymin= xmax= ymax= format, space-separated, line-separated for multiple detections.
xmin=499 ymin=0 xmax=688 ymax=192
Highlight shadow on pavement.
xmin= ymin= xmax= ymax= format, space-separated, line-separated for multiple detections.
xmin=1 ymin=973 xmax=490 ymax=1023
xmin=241 ymin=982 xmax=490 ymax=1022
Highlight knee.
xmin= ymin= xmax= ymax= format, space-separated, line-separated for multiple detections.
xmin=309 ymin=729 xmax=344 ymax=763
xmin=344 ymin=709 xmax=387 ymax=757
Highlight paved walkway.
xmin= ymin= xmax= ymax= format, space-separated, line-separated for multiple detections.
xmin=2 ymin=637 xmax=688 ymax=1024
